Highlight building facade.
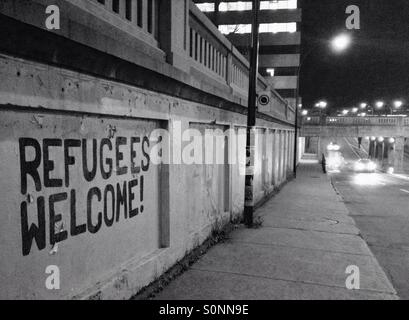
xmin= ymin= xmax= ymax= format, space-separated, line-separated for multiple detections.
xmin=193 ymin=0 xmax=302 ymax=108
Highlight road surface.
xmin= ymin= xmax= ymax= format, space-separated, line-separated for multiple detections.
xmin=325 ymin=137 xmax=409 ymax=298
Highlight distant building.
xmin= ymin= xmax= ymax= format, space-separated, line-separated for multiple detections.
xmin=193 ymin=0 xmax=302 ymax=108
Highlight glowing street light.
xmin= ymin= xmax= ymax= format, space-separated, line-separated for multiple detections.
xmin=394 ymin=100 xmax=403 ymax=109
xmin=376 ymin=101 xmax=384 ymax=109
xmin=317 ymin=101 xmax=327 ymax=108
xmin=352 ymin=107 xmax=359 ymax=113
xmin=360 ymin=103 xmax=368 ymax=109
xmin=301 ymin=110 xmax=308 ymax=116
xmin=342 ymin=109 xmax=349 ymax=115
xmin=331 ymin=33 xmax=352 ymax=52
xmin=378 ymin=137 xmax=384 ymax=143
xmin=389 ymin=138 xmax=396 ymax=144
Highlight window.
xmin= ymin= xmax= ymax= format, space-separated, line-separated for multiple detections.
xmin=260 ymin=22 xmax=297 ymax=33
xmin=216 ymin=0 xmax=297 ymax=12
xmin=219 ymin=23 xmax=296 ymax=35
xmin=260 ymin=0 xmax=297 ymax=10
xmin=267 ymin=68 xmax=275 ymax=77
xmin=219 ymin=24 xmax=251 ymax=34
xmin=196 ymin=3 xmax=215 ymax=12
xmin=219 ymin=1 xmax=252 ymax=11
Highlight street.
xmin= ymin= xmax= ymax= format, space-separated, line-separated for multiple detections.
xmin=327 ymin=137 xmax=409 ymax=298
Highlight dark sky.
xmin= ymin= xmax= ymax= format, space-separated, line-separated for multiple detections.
xmin=300 ymin=0 xmax=409 ymax=113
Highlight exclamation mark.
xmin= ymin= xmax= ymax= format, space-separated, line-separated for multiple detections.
xmin=140 ymin=175 xmax=144 ymax=213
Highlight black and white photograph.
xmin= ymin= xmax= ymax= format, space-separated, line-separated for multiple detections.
xmin=1 ymin=0 xmax=409 ymax=314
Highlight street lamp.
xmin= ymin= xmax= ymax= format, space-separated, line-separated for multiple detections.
xmin=331 ymin=33 xmax=352 ymax=53
xmin=394 ymin=100 xmax=403 ymax=109
xmin=360 ymin=103 xmax=367 ymax=109
xmin=342 ymin=109 xmax=349 ymax=115
xmin=352 ymin=107 xmax=359 ymax=114
xmin=315 ymin=101 xmax=327 ymax=109
xmin=376 ymin=101 xmax=384 ymax=109
xmin=301 ymin=110 xmax=308 ymax=116
xmin=375 ymin=101 xmax=385 ymax=115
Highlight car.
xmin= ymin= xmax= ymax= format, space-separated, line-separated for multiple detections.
xmin=354 ymin=159 xmax=377 ymax=173
xmin=327 ymin=142 xmax=340 ymax=151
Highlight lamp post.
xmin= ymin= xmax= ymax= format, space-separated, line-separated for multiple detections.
xmin=376 ymin=101 xmax=385 ymax=115
xmin=331 ymin=33 xmax=352 ymax=52
xmin=244 ymin=0 xmax=260 ymax=227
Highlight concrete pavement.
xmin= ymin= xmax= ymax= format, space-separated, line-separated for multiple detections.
xmin=154 ymin=163 xmax=398 ymax=300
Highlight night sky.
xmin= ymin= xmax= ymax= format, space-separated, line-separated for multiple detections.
xmin=300 ymin=0 xmax=409 ymax=113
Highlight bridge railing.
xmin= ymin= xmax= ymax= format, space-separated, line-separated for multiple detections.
xmin=0 ymin=0 xmax=292 ymax=122
xmin=303 ymin=116 xmax=407 ymax=126
xmin=90 ymin=0 xmax=160 ymax=48
xmin=188 ymin=2 xmax=268 ymax=95
xmin=87 ymin=0 xmax=281 ymax=106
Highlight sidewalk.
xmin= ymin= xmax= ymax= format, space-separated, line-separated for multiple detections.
xmin=154 ymin=163 xmax=398 ymax=300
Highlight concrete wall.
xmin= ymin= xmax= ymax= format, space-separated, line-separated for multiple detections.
xmin=0 ymin=54 xmax=294 ymax=300
xmin=0 ymin=0 xmax=296 ymax=299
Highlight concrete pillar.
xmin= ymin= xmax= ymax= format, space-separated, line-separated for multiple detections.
xmin=288 ymin=131 xmax=293 ymax=172
xmin=317 ymin=137 xmax=322 ymax=161
xmin=158 ymin=0 xmax=190 ymax=72
xmin=273 ymin=130 xmax=280 ymax=186
xmin=279 ymin=131 xmax=285 ymax=182
xmin=288 ymin=132 xmax=292 ymax=171
xmin=369 ymin=140 xmax=375 ymax=159
xmin=318 ymin=137 xmax=327 ymax=162
xmin=283 ymin=131 xmax=288 ymax=180
xmin=392 ymin=137 xmax=405 ymax=173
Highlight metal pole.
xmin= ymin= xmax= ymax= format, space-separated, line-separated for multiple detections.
xmin=244 ymin=0 xmax=260 ymax=227
xmin=293 ymin=67 xmax=301 ymax=178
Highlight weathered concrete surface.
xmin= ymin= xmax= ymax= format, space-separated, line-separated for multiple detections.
xmin=154 ymin=164 xmax=398 ymax=300
xmin=0 ymin=54 xmax=295 ymax=299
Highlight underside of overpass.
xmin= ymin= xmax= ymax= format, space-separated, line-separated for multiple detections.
xmin=300 ymin=117 xmax=409 ymax=173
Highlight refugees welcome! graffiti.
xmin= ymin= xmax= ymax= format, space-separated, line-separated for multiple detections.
xmin=19 ymin=136 xmax=151 ymax=256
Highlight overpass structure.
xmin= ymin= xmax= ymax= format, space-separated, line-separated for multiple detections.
xmin=300 ymin=116 xmax=409 ymax=172
xmin=0 ymin=0 xmax=300 ymax=299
